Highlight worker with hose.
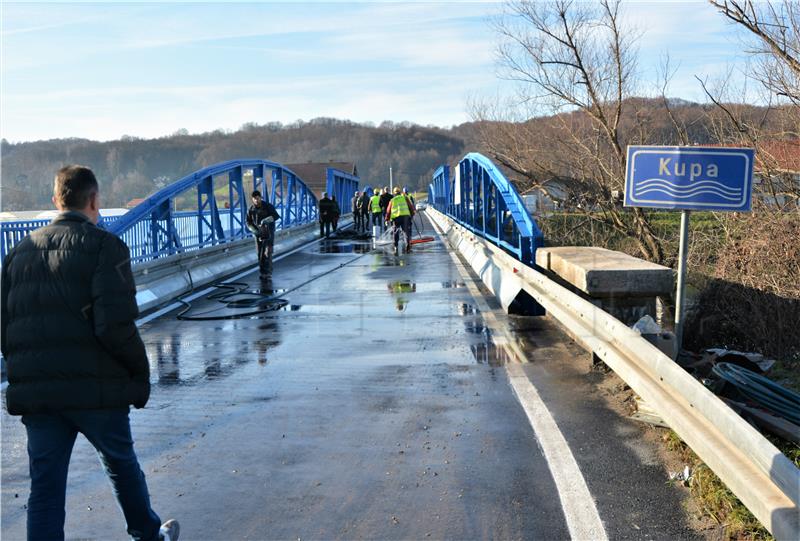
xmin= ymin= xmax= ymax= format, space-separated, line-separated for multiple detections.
xmin=385 ymin=186 xmax=416 ymax=255
xmin=246 ymin=189 xmax=281 ymax=280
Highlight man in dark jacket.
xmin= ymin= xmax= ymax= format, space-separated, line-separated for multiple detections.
xmin=246 ymin=189 xmax=281 ymax=279
xmin=331 ymin=195 xmax=341 ymax=232
xmin=357 ymin=190 xmax=371 ymax=231
xmin=1 ymin=166 xmax=179 ymax=541
xmin=318 ymin=192 xmax=337 ymax=237
xmin=351 ymin=191 xmax=363 ymax=232
xmin=379 ymin=187 xmax=393 ymax=231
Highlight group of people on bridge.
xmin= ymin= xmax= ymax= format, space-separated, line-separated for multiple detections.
xmin=351 ymin=186 xmax=417 ymax=254
xmin=244 ymin=186 xmax=418 ymax=279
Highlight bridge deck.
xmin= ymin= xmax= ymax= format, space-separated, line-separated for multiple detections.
xmin=2 ymin=216 xmax=696 ymax=539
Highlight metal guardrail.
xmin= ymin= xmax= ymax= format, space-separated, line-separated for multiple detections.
xmin=427 ymin=207 xmax=799 ymax=540
xmin=428 ymin=152 xmax=543 ymax=267
xmin=2 ymin=159 xmax=360 ymax=265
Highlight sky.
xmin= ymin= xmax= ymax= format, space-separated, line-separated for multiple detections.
xmin=1 ymin=1 xmax=752 ymax=143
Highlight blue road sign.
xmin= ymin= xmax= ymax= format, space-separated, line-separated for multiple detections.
xmin=624 ymin=146 xmax=754 ymax=211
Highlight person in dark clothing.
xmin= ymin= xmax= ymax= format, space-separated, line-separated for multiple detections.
xmin=246 ymin=190 xmax=281 ymax=279
xmin=379 ymin=187 xmax=393 ymax=231
xmin=331 ymin=195 xmax=341 ymax=231
xmin=402 ymin=186 xmax=416 ymax=206
xmin=351 ymin=191 xmax=363 ymax=232
xmin=0 ymin=165 xmax=180 ymax=541
xmin=318 ymin=192 xmax=337 ymax=237
xmin=357 ymin=191 xmax=371 ymax=232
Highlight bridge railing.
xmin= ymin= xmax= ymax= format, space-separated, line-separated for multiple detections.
xmin=429 ymin=152 xmax=543 ymax=267
xmin=1 ymin=216 xmax=125 ymax=262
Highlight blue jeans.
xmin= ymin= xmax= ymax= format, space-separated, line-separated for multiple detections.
xmin=21 ymin=408 xmax=161 ymax=541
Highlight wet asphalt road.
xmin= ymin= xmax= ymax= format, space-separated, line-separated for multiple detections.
xmin=1 ymin=215 xmax=698 ymax=540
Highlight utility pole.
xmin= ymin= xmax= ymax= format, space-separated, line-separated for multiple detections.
xmin=389 ymin=166 xmax=393 ymax=190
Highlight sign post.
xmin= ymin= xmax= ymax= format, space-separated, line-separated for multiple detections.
xmin=624 ymin=146 xmax=754 ymax=352
xmin=674 ymin=210 xmax=690 ymax=348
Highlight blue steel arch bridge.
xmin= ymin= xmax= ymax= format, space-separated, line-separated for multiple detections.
xmin=1 ymin=153 xmax=540 ymax=270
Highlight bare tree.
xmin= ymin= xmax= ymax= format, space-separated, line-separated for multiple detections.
xmin=705 ymin=0 xmax=800 ymax=209
xmin=709 ymin=0 xmax=800 ymax=104
xmin=479 ymin=0 xmax=666 ymax=262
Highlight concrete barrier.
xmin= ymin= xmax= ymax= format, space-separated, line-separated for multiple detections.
xmin=426 ymin=208 xmax=799 ymax=540
xmin=536 ymin=246 xmax=673 ymax=326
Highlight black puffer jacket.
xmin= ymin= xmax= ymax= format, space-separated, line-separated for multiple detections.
xmin=1 ymin=212 xmax=150 ymax=415
xmin=318 ymin=197 xmax=338 ymax=222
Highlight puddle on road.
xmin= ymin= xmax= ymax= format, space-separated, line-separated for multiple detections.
xmin=148 ymin=324 xmax=284 ymax=386
xmin=470 ymin=341 xmax=510 ymax=366
xmin=461 ymin=318 xmax=508 ymax=366
xmin=440 ymin=281 xmax=467 ymax=289
xmin=317 ymin=240 xmax=373 ymax=254
xmin=464 ymin=320 xmax=488 ymax=335
xmin=456 ymin=303 xmax=480 ymax=315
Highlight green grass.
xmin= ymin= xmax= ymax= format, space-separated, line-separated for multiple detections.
xmin=665 ymin=431 xmax=773 ymax=540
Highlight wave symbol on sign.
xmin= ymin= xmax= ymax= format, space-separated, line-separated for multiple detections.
xmin=633 ymin=178 xmax=742 ymax=201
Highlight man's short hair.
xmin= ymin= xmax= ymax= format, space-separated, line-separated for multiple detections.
xmin=251 ymin=190 xmax=262 ymax=198
xmin=54 ymin=165 xmax=98 ymax=210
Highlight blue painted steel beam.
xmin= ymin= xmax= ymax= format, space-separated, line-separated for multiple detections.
xmin=326 ymin=168 xmax=359 ymax=212
xmin=429 ymin=152 xmax=543 ymax=268
xmin=106 ymin=159 xmax=324 ymax=264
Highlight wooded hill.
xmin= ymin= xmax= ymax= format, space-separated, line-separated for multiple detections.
xmin=0 ymin=119 xmax=465 ymax=210
xmin=1 ymin=99 xmax=792 ymax=210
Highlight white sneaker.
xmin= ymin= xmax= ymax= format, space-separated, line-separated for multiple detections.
xmin=159 ymin=519 xmax=180 ymax=541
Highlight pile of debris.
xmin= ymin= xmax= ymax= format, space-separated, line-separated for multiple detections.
xmin=629 ymin=316 xmax=800 ymax=446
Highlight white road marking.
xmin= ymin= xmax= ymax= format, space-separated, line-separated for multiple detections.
xmin=428 ymin=215 xmax=608 ymax=541
xmin=507 ymin=365 xmax=608 ymax=541
xmin=135 ymin=235 xmax=324 ymax=326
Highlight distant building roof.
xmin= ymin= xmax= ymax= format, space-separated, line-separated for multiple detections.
xmin=758 ymin=139 xmax=800 ymax=172
xmin=126 ymin=198 xmax=146 ymax=208
xmin=284 ymin=161 xmax=359 ymax=196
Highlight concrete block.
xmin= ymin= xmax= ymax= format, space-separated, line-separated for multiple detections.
xmin=537 ymin=246 xmax=673 ymax=297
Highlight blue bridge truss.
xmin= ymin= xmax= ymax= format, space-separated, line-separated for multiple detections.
xmin=429 ymin=152 xmax=543 ymax=267
xmin=2 ymin=159 xmax=360 ymax=265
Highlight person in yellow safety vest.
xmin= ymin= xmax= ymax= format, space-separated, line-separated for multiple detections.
xmin=369 ymin=190 xmax=383 ymax=234
xmin=385 ymin=186 xmax=416 ymax=255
